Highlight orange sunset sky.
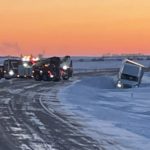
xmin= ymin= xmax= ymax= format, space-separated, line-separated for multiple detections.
xmin=0 ymin=0 xmax=150 ymax=56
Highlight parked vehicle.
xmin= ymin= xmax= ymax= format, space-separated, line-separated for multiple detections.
xmin=60 ymin=56 xmax=73 ymax=80
xmin=0 ymin=65 xmax=4 ymax=79
xmin=33 ymin=57 xmax=61 ymax=81
xmin=116 ymin=59 xmax=144 ymax=88
xmin=3 ymin=59 xmax=21 ymax=79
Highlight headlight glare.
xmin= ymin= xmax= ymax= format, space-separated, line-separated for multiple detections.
xmin=9 ymin=70 xmax=14 ymax=76
xmin=63 ymin=65 xmax=68 ymax=70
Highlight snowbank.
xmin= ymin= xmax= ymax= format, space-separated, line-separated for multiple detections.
xmin=59 ymin=73 xmax=150 ymax=150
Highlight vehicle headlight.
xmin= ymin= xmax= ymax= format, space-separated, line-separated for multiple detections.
xmin=23 ymin=63 xmax=28 ymax=67
xmin=117 ymin=81 xmax=122 ymax=88
xmin=117 ymin=83 xmax=122 ymax=88
xmin=9 ymin=70 xmax=14 ymax=76
xmin=50 ymin=74 xmax=54 ymax=78
xmin=63 ymin=65 xmax=68 ymax=70
xmin=40 ymin=70 xmax=43 ymax=74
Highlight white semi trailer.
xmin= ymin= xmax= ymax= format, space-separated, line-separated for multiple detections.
xmin=116 ymin=59 xmax=144 ymax=88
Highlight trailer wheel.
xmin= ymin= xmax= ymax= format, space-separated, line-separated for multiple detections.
xmin=53 ymin=77 xmax=61 ymax=82
xmin=34 ymin=74 xmax=42 ymax=81
xmin=62 ymin=75 xmax=69 ymax=80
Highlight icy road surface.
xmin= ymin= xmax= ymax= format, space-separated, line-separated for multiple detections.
xmin=0 ymin=71 xmax=116 ymax=150
xmin=59 ymin=73 xmax=150 ymax=150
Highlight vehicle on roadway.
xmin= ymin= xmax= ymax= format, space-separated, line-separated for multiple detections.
xmin=18 ymin=55 xmax=39 ymax=78
xmin=116 ymin=59 xmax=144 ymax=88
xmin=60 ymin=56 xmax=73 ymax=80
xmin=3 ymin=59 xmax=21 ymax=79
xmin=32 ymin=57 xmax=61 ymax=81
xmin=0 ymin=65 xmax=4 ymax=79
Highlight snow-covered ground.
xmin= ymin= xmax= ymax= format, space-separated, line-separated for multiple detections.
xmin=59 ymin=72 xmax=150 ymax=150
xmin=1 ymin=56 xmax=150 ymax=149
xmin=72 ymin=56 xmax=150 ymax=73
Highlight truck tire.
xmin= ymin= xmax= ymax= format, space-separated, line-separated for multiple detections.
xmin=62 ymin=75 xmax=69 ymax=80
xmin=34 ymin=74 xmax=42 ymax=81
xmin=53 ymin=76 xmax=61 ymax=82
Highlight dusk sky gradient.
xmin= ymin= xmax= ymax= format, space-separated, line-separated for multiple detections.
xmin=0 ymin=0 xmax=150 ymax=56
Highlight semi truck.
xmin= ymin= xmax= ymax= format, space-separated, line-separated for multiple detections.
xmin=18 ymin=55 xmax=39 ymax=78
xmin=33 ymin=57 xmax=61 ymax=81
xmin=3 ymin=59 xmax=21 ymax=79
xmin=116 ymin=59 xmax=144 ymax=88
xmin=0 ymin=65 xmax=4 ymax=79
xmin=2 ymin=56 xmax=39 ymax=79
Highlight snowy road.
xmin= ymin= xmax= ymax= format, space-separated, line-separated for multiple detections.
xmin=0 ymin=71 xmax=117 ymax=150
xmin=1 ymin=69 xmax=149 ymax=150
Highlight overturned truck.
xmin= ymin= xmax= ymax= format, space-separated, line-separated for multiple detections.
xmin=116 ymin=59 xmax=144 ymax=88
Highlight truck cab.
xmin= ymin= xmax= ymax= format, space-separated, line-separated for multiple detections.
xmin=0 ymin=65 xmax=4 ymax=79
xmin=60 ymin=56 xmax=73 ymax=80
xmin=3 ymin=59 xmax=21 ymax=79
xmin=18 ymin=55 xmax=38 ymax=78
xmin=116 ymin=59 xmax=144 ymax=88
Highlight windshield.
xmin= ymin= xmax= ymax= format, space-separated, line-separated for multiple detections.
xmin=61 ymin=56 xmax=72 ymax=67
xmin=11 ymin=61 xmax=19 ymax=69
xmin=0 ymin=66 xmax=3 ymax=72
xmin=122 ymin=64 xmax=140 ymax=76
xmin=121 ymin=73 xmax=138 ymax=82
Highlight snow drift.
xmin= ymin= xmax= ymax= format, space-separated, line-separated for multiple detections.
xmin=59 ymin=74 xmax=150 ymax=150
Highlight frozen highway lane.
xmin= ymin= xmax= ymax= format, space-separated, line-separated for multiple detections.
xmin=0 ymin=74 xmax=107 ymax=150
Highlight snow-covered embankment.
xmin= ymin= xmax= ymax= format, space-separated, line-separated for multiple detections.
xmin=58 ymin=73 xmax=150 ymax=150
